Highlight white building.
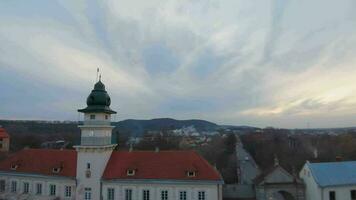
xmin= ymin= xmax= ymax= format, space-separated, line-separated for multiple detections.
xmin=300 ymin=160 xmax=356 ymax=200
xmin=0 ymin=80 xmax=223 ymax=200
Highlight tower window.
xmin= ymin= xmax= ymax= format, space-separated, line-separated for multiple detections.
xmin=87 ymin=163 xmax=91 ymax=169
xmin=90 ymin=115 xmax=95 ymax=120
xmin=105 ymin=115 xmax=109 ymax=120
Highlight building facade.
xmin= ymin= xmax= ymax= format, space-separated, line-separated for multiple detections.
xmin=255 ymin=158 xmax=305 ymax=200
xmin=0 ymin=127 xmax=10 ymax=152
xmin=0 ymin=80 xmax=223 ymax=200
xmin=300 ymin=160 xmax=356 ymax=200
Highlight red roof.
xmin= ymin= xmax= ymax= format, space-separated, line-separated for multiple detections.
xmin=0 ymin=149 xmax=77 ymax=178
xmin=103 ymin=150 xmax=222 ymax=181
xmin=0 ymin=128 xmax=9 ymax=139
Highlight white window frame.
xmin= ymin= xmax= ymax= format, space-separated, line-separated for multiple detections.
xmin=143 ymin=190 xmax=150 ymax=200
xmin=125 ymin=188 xmax=133 ymax=200
xmin=107 ymin=187 xmax=115 ymax=200
xmin=49 ymin=184 xmax=56 ymax=196
xmin=11 ymin=181 xmax=17 ymax=193
xmin=23 ymin=182 xmax=29 ymax=194
xmin=85 ymin=187 xmax=92 ymax=200
xmin=179 ymin=191 xmax=187 ymax=200
xmin=198 ymin=191 xmax=206 ymax=200
xmin=36 ymin=183 xmax=42 ymax=195
xmin=161 ymin=190 xmax=168 ymax=200
xmin=0 ymin=180 xmax=5 ymax=192
xmin=65 ymin=185 xmax=72 ymax=197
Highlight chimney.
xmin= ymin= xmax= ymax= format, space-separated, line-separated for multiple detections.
xmin=155 ymin=147 xmax=160 ymax=153
xmin=129 ymin=144 xmax=133 ymax=152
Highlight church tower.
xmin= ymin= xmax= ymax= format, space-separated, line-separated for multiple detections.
xmin=75 ymin=79 xmax=117 ymax=200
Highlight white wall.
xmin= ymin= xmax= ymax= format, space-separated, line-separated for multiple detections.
xmin=102 ymin=181 xmax=222 ymax=200
xmin=76 ymin=148 xmax=114 ymax=200
xmin=0 ymin=173 xmax=76 ymax=200
xmin=322 ymin=185 xmax=356 ymax=200
xmin=299 ymin=164 xmax=322 ymax=200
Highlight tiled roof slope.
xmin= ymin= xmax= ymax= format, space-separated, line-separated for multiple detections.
xmin=0 ymin=128 xmax=9 ymax=138
xmin=308 ymin=161 xmax=356 ymax=187
xmin=0 ymin=149 xmax=77 ymax=178
xmin=103 ymin=150 xmax=222 ymax=181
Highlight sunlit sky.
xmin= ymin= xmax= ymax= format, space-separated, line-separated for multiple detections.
xmin=1 ymin=0 xmax=356 ymax=128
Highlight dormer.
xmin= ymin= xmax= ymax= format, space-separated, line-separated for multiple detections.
xmin=186 ymin=170 xmax=197 ymax=177
xmin=52 ymin=162 xmax=64 ymax=174
xmin=127 ymin=169 xmax=136 ymax=176
xmin=10 ymin=164 xmax=18 ymax=170
xmin=52 ymin=167 xmax=61 ymax=174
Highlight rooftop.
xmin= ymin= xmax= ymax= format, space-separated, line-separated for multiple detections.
xmin=307 ymin=161 xmax=356 ymax=187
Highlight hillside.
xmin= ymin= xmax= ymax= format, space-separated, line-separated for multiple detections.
xmin=113 ymin=118 xmax=219 ymax=136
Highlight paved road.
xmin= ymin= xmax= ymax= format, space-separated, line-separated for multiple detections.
xmin=236 ymin=135 xmax=261 ymax=185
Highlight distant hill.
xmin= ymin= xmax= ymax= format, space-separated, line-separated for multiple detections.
xmin=113 ymin=118 xmax=219 ymax=136
xmin=0 ymin=118 xmax=219 ymax=137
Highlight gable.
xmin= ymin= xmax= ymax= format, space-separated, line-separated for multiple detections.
xmin=262 ymin=166 xmax=295 ymax=184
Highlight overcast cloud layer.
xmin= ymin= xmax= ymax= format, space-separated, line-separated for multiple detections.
xmin=1 ymin=0 xmax=356 ymax=128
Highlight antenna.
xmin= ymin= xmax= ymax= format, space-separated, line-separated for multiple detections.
xmin=96 ymin=68 xmax=100 ymax=82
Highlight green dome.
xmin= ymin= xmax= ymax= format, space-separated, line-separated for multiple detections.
xmin=78 ymin=80 xmax=117 ymax=114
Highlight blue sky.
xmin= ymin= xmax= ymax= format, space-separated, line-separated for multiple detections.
xmin=1 ymin=0 xmax=356 ymax=128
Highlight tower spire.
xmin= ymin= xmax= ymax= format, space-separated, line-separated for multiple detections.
xmin=96 ymin=68 xmax=100 ymax=82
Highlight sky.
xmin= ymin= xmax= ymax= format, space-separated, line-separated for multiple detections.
xmin=1 ymin=0 xmax=356 ymax=128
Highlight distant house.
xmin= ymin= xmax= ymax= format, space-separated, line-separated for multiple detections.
xmin=254 ymin=158 xmax=304 ymax=200
xmin=0 ymin=127 xmax=10 ymax=152
xmin=300 ymin=161 xmax=356 ymax=200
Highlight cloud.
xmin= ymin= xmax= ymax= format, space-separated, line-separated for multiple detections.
xmin=0 ymin=0 xmax=356 ymax=128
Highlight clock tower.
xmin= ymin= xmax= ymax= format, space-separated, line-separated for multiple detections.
xmin=75 ymin=79 xmax=117 ymax=200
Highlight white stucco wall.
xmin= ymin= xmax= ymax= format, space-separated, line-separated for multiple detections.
xmin=76 ymin=148 xmax=114 ymax=200
xmin=102 ymin=181 xmax=223 ymax=200
xmin=322 ymin=185 xmax=356 ymax=200
xmin=300 ymin=164 xmax=322 ymax=200
xmin=0 ymin=173 xmax=76 ymax=200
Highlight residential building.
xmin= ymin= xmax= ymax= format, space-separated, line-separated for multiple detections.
xmin=300 ymin=160 xmax=356 ymax=200
xmin=0 ymin=127 xmax=10 ymax=152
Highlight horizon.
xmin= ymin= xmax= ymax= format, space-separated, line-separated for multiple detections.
xmin=1 ymin=1 xmax=356 ymax=128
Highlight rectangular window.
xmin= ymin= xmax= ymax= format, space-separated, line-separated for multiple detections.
xmin=90 ymin=115 xmax=95 ymax=120
xmin=143 ymin=190 xmax=150 ymax=200
xmin=11 ymin=181 xmax=17 ymax=193
xmin=329 ymin=191 xmax=335 ymax=200
xmin=36 ymin=183 xmax=42 ymax=195
xmin=351 ymin=190 xmax=356 ymax=200
xmin=107 ymin=188 xmax=115 ymax=200
xmin=179 ymin=191 xmax=187 ymax=200
xmin=65 ymin=186 xmax=72 ymax=197
xmin=23 ymin=182 xmax=29 ymax=194
xmin=161 ymin=190 xmax=168 ymax=200
xmin=125 ymin=189 xmax=132 ymax=200
xmin=198 ymin=191 xmax=206 ymax=200
xmin=87 ymin=163 xmax=91 ymax=169
xmin=49 ymin=184 xmax=56 ymax=196
xmin=85 ymin=187 xmax=92 ymax=200
xmin=0 ymin=180 xmax=5 ymax=192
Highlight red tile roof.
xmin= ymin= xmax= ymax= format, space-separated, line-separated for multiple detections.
xmin=0 ymin=149 xmax=77 ymax=178
xmin=103 ymin=150 xmax=222 ymax=181
xmin=0 ymin=128 xmax=9 ymax=139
